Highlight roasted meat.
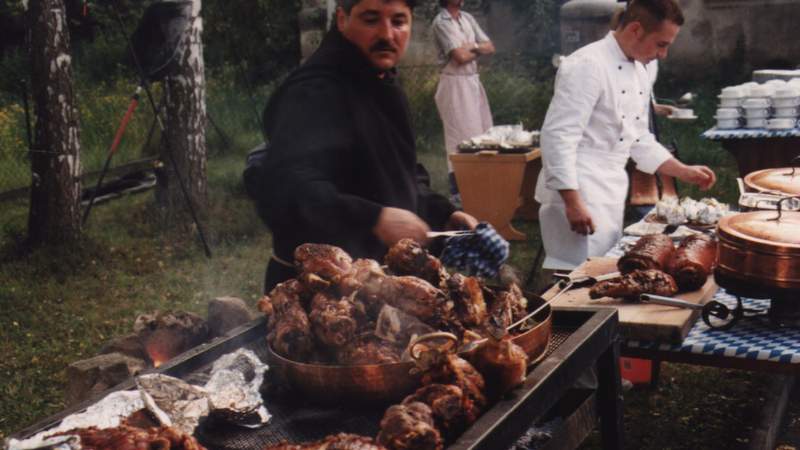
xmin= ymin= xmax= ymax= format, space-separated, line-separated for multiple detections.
xmin=618 ymin=234 xmax=675 ymax=274
xmin=385 ymin=239 xmax=448 ymax=288
xmin=59 ymin=425 xmax=206 ymax=450
xmin=340 ymin=259 xmax=387 ymax=317
xmin=309 ymin=292 xmax=364 ymax=350
xmin=336 ymin=333 xmax=402 ymax=365
xmin=446 ymin=274 xmax=488 ymax=328
xmin=468 ymin=337 xmax=528 ymax=399
xmin=487 ymin=283 xmax=528 ymax=329
xmin=265 ymin=281 xmax=314 ymax=361
xmin=668 ymin=234 xmax=717 ymax=291
xmin=295 ymin=243 xmax=354 ymax=291
xmin=379 ymin=276 xmax=454 ymax=326
xmin=263 ymin=433 xmax=386 ymax=450
xmin=402 ymin=384 xmax=475 ymax=441
xmin=589 ymin=269 xmax=678 ymax=299
xmin=377 ymin=402 xmax=443 ymax=450
xmin=420 ymin=354 xmax=487 ymax=417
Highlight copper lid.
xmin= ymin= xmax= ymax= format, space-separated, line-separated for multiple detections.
xmin=744 ymin=167 xmax=800 ymax=196
xmin=718 ymin=210 xmax=800 ymax=253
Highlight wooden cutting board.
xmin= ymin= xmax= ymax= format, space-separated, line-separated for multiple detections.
xmin=545 ymin=257 xmax=719 ymax=343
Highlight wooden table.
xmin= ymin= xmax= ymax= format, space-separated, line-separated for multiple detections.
xmin=449 ymin=150 xmax=541 ymax=241
xmin=702 ymin=128 xmax=800 ymax=177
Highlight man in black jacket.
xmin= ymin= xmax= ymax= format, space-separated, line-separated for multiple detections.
xmin=255 ymin=0 xmax=477 ymax=292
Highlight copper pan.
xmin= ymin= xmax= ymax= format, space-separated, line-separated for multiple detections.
xmin=267 ymin=294 xmax=552 ymax=405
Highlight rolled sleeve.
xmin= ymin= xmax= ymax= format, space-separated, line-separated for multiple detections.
xmin=540 ymin=58 xmax=603 ymax=191
xmin=432 ymin=18 xmax=461 ymax=57
xmin=629 ymin=133 xmax=673 ymax=174
xmin=467 ymin=14 xmax=490 ymax=43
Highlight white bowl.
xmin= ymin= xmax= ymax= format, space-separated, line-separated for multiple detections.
xmin=773 ymin=86 xmax=800 ymax=97
xmin=720 ymin=86 xmax=745 ymax=98
xmin=743 ymin=107 xmax=771 ymax=118
xmin=773 ymin=106 xmax=799 ymax=117
xmin=745 ymin=117 xmax=768 ymax=128
xmin=742 ymin=98 xmax=771 ymax=108
xmin=715 ymin=108 xmax=740 ymax=119
xmin=671 ymin=108 xmax=695 ymax=118
xmin=766 ymin=79 xmax=788 ymax=87
xmin=749 ymin=85 xmax=773 ymax=98
xmin=716 ymin=118 xmax=740 ymax=129
xmin=771 ymin=97 xmax=800 ymax=108
xmin=719 ymin=98 xmax=741 ymax=108
xmin=766 ymin=118 xmax=796 ymax=129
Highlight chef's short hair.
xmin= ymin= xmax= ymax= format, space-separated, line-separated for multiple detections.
xmin=618 ymin=0 xmax=684 ymax=32
xmin=338 ymin=0 xmax=417 ymax=13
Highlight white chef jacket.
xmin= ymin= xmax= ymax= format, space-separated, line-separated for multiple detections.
xmin=535 ymin=32 xmax=673 ymax=270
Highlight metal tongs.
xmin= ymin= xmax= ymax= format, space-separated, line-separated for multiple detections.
xmin=507 ymin=271 xmax=621 ymax=332
xmin=426 ymin=230 xmax=475 ymax=238
xmin=639 ymin=293 xmax=763 ymax=331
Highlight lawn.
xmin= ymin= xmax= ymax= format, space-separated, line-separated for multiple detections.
xmin=1 ymin=72 xmax=791 ymax=450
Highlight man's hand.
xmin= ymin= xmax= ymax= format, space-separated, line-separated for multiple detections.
xmin=657 ymin=158 xmax=717 ymax=191
xmin=559 ymin=190 xmax=595 ymax=236
xmin=373 ymin=207 xmax=430 ymax=247
xmin=446 ymin=211 xmax=479 ymax=231
xmin=653 ymin=103 xmax=676 ymax=117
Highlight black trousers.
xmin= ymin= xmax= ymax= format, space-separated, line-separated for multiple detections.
xmin=263 ymin=258 xmax=297 ymax=294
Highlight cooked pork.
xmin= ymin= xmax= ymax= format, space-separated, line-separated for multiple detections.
xmin=446 ymin=274 xmax=488 ymax=328
xmin=377 ymin=402 xmax=443 ymax=450
xmin=385 ymin=239 xmax=448 ymax=288
xmin=340 ymin=258 xmax=387 ymax=317
xmin=265 ymin=280 xmax=314 ymax=360
xmin=263 ymin=432 xmax=386 ymax=450
xmin=487 ymin=283 xmax=528 ymax=329
xmin=336 ymin=333 xmax=402 ymax=365
xmin=618 ymin=234 xmax=675 ymax=274
xmin=379 ymin=276 xmax=454 ymax=326
xmin=668 ymin=234 xmax=717 ymax=291
xmin=308 ymin=292 xmax=364 ymax=350
xmin=294 ymin=243 xmax=354 ymax=291
xmin=589 ymin=269 xmax=678 ymax=299
xmin=402 ymin=384 xmax=475 ymax=441
xmin=59 ymin=425 xmax=206 ymax=450
xmin=420 ymin=354 xmax=487 ymax=419
xmin=468 ymin=337 xmax=528 ymax=399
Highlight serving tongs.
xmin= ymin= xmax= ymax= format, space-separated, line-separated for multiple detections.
xmin=507 ymin=271 xmax=621 ymax=332
xmin=639 ymin=293 xmax=764 ymax=331
xmin=426 ymin=230 xmax=475 ymax=238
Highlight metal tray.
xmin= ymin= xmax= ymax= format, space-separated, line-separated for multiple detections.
xmin=11 ymin=308 xmax=619 ymax=450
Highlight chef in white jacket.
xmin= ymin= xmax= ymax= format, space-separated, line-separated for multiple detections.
xmin=536 ymin=0 xmax=715 ymax=270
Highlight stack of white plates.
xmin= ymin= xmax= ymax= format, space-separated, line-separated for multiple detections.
xmin=714 ymin=107 xmax=741 ymax=129
xmin=741 ymin=97 xmax=771 ymax=128
xmin=771 ymin=87 xmax=800 ymax=121
xmin=718 ymin=86 xmax=745 ymax=107
xmin=766 ymin=117 xmax=797 ymax=130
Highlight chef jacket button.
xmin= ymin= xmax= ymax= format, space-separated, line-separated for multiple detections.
xmin=636 ymin=116 xmax=640 ymax=120
xmin=622 ymin=90 xmax=626 ymax=94
xmin=639 ymin=91 xmax=643 ymax=95
xmin=622 ymin=115 xmax=626 ymax=119
xmin=618 ymin=65 xmax=622 ymax=70
xmin=620 ymin=138 xmax=624 ymax=142
xmin=636 ymin=139 xmax=640 ymax=143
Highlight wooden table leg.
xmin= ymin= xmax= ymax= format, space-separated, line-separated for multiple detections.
xmin=596 ymin=341 xmax=624 ymax=450
xmin=449 ymin=151 xmax=540 ymax=241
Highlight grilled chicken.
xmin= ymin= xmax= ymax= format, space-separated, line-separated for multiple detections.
xmin=468 ymin=337 xmax=528 ymax=399
xmin=294 ymin=243 xmax=354 ymax=291
xmin=385 ymin=239 xmax=448 ymax=289
xmin=420 ymin=354 xmax=487 ymax=419
xmin=264 ymin=280 xmax=314 ymax=361
xmin=263 ymin=433 xmax=386 ymax=450
xmin=336 ymin=333 xmax=402 ymax=365
xmin=402 ymin=384 xmax=475 ymax=441
xmin=340 ymin=258 xmax=387 ymax=318
xmin=379 ymin=276 xmax=453 ymax=326
xmin=446 ymin=274 xmax=488 ymax=328
xmin=309 ymin=292 xmax=365 ymax=350
xmin=589 ymin=269 xmax=678 ymax=299
xmin=377 ymin=402 xmax=443 ymax=450
xmin=60 ymin=425 xmax=206 ymax=450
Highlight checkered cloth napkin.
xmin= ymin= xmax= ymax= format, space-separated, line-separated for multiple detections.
xmin=440 ymin=222 xmax=510 ymax=278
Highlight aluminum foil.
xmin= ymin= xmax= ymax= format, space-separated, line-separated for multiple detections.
xmin=5 ymin=349 xmax=270 ymax=450
xmin=5 ymin=390 xmax=143 ymax=450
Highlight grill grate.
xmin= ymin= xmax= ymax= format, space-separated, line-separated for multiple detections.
xmin=191 ymin=328 xmax=578 ymax=450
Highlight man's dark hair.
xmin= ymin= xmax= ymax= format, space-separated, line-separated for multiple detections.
xmin=439 ymin=0 xmax=448 ymax=7
xmin=338 ymin=0 xmax=417 ymax=13
xmin=618 ymin=0 xmax=684 ymax=32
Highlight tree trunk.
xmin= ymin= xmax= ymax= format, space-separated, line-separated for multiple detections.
xmin=27 ymin=0 xmax=82 ymax=246
xmin=156 ymin=0 xmax=208 ymax=225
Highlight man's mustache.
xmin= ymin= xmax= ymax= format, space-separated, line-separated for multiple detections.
xmin=370 ymin=40 xmax=397 ymax=53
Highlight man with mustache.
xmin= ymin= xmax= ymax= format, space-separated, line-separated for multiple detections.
xmin=253 ymin=0 xmax=477 ymax=292
xmin=536 ymin=0 xmax=716 ymax=271
xmin=432 ymin=0 xmax=495 ymax=206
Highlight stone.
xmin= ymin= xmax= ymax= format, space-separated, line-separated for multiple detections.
xmin=65 ymin=352 xmax=146 ymax=406
xmin=207 ymin=296 xmax=257 ymax=337
xmin=134 ymin=310 xmax=210 ymax=365
xmin=98 ymin=333 xmax=147 ymax=361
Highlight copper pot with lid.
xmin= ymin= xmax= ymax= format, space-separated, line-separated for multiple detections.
xmin=716 ymin=197 xmax=800 ymax=296
xmin=738 ymin=156 xmax=800 ymax=212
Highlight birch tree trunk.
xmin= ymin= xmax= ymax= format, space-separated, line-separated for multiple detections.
xmin=156 ymin=0 xmax=208 ymax=225
xmin=27 ymin=0 xmax=82 ymax=246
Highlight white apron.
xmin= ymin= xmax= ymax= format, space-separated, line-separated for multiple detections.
xmin=433 ymin=13 xmax=492 ymax=172
xmin=538 ymin=151 xmax=629 ymax=270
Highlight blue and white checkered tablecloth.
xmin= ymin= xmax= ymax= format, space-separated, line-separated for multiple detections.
xmin=702 ymin=127 xmax=800 ymax=140
xmin=606 ymin=235 xmax=800 ymax=364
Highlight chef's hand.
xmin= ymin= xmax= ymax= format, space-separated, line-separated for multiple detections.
xmin=559 ymin=190 xmax=595 ymax=236
xmin=446 ymin=211 xmax=479 ymax=230
xmin=682 ymin=165 xmax=717 ymax=190
xmin=373 ymin=207 xmax=430 ymax=247
xmin=653 ymin=103 xmax=676 ymax=117
xmin=657 ymin=158 xmax=717 ymax=191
